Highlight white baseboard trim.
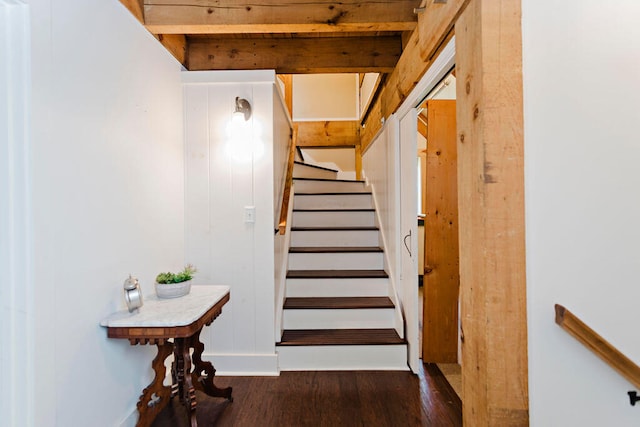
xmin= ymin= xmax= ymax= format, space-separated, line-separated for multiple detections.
xmin=203 ymin=353 xmax=279 ymax=376
xmin=118 ymin=407 xmax=138 ymax=427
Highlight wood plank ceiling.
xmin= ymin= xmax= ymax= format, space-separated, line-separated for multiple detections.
xmin=120 ymin=0 xmax=423 ymax=74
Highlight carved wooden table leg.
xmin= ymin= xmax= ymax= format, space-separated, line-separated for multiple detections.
xmin=175 ymin=337 xmax=198 ymax=427
xmin=135 ymin=341 xmax=174 ymax=427
xmin=172 ymin=342 xmax=185 ymax=399
xmin=190 ymin=328 xmax=233 ymax=400
xmin=101 ymin=287 xmax=232 ymax=427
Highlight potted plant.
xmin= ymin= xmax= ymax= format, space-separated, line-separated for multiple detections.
xmin=154 ymin=264 xmax=197 ymax=299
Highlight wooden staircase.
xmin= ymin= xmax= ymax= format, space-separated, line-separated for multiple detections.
xmin=277 ymin=174 xmax=408 ymax=371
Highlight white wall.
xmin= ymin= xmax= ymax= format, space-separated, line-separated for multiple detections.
xmin=361 ymin=116 xmax=403 ymax=335
xmin=523 ymin=1 xmax=640 ymax=425
xmin=26 ymin=1 xmax=185 ymax=425
xmin=301 ymin=147 xmax=356 ymax=180
xmin=293 ymin=73 xmax=359 ymax=120
xmin=1 ymin=2 xmax=32 ymax=425
xmin=363 ymin=119 xmax=399 ymax=283
xmin=359 ymin=73 xmax=379 ymax=119
xmin=183 ymin=70 xmax=285 ymax=375
xmin=273 ymin=86 xmax=293 ymax=342
xmin=429 ymin=74 xmax=456 ymax=101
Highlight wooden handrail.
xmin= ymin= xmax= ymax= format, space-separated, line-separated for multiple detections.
xmin=555 ymin=304 xmax=640 ymax=389
xmin=278 ymin=125 xmax=298 ymax=235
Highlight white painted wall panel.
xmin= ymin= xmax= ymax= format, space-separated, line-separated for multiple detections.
xmin=0 ymin=3 xmax=32 ymax=425
xmin=273 ymin=86 xmax=293 ymax=342
xmin=362 ymin=117 xmax=403 ymax=336
xmin=183 ymin=72 xmax=281 ymax=374
xmin=523 ymin=1 xmax=640 ymax=425
xmin=184 ymin=86 xmax=212 ymax=281
xmin=362 ymin=118 xmax=401 ymax=284
xmin=26 ymin=1 xmax=185 ymax=425
xmin=252 ymin=82 xmax=278 ymax=354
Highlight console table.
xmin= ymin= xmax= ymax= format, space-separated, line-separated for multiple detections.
xmin=101 ymin=285 xmax=232 ymax=427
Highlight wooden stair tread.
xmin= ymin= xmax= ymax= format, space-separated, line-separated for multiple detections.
xmin=287 ymin=269 xmax=389 ymax=279
xmin=290 ymin=246 xmax=383 ymax=253
xmin=284 ymin=297 xmax=394 ymax=309
xmin=278 ymin=328 xmax=405 ymax=346
xmin=293 ymin=177 xmax=365 ymax=183
xmin=291 ymin=226 xmax=379 ymax=231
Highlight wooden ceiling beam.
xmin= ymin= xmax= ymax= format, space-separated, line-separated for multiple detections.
xmin=295 ymin=121 xmax=360 ymax=147
xmin=142 ymin=0 xmax=419 ymax=34
xmin=156 ymin=34 xmax=187 ymax=66
xmin=145 ymin=23 xmax=416 ymax=35
xmin=120 ymin=0 xmax=144 ymax=23
xmin=417 ymin=112 xmax=428 ymax=139
xmin=187 ymin=36 xmax=401 ymax=74
xmin=361 ymin=0 xmax=470 ymax=150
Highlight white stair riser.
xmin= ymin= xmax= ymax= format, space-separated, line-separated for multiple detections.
xmin=277 ymin=345 xmax=408 ymax=371
xmin=286 ymin=278 xmax=390 ymax=298
xmin=291 ymin=230 xmax=379 ymax=247
xmin=288 ymin=252 xmax=383 ymax=270
xmin=294 ymin=194 xmax=372 ymax=210
xmin=293 ymin=180 xmax=367 ymax=193
xmin=292 ymin=210 xmax=375 ymax=227
xmin=283 ymin=308 xmax=395 ymax=329
xmin=293 ymin=164 xmax=337 ymax=180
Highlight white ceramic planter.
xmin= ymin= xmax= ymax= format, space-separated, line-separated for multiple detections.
xmin=155 ymin=280 xmax=192 ymax=299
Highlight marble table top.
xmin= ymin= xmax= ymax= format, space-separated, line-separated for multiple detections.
xmin=100 ymin=285 xmax=230 ymax=328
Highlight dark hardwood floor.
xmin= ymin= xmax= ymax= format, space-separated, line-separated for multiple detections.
xmin=152 ymin=363 xmax=461 ymax=426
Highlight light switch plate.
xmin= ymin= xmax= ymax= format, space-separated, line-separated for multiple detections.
xmin=244 ymin=206 xmax=256 ymax=223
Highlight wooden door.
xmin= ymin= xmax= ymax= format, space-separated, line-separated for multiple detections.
xmin=399 ymin=109 xmax=420 ymax=372
xmin=422 ymin=100 xmax=460 ymax=363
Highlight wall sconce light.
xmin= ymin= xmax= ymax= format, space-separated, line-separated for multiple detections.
xmin=228 ymin=97 xmax=252 ymax=136
xmin=226 ymin=96 xmax=263 ymax=163
xmin=234 ymin=97 xmax=252 ymax=121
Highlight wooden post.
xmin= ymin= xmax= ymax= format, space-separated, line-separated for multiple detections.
xmin=456 ymin=0 xmax=528 ymax=424
xmin=355 ymin=144 xmax=363 ymax=180
xmin=278 ymin=74 xmax=293 ymax=118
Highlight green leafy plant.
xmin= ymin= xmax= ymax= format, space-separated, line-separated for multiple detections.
xmin=155 ymin=264 xmax=197 ymax=284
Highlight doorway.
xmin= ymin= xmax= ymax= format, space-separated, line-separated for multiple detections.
xmin=417 ymin=72 xmax=461 ymax=397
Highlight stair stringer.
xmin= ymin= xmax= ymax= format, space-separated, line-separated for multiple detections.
xmin=274 ymin=188 xmax=295 ymax=343
xmin=364 ymin=179 xmax=405 ymax=340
